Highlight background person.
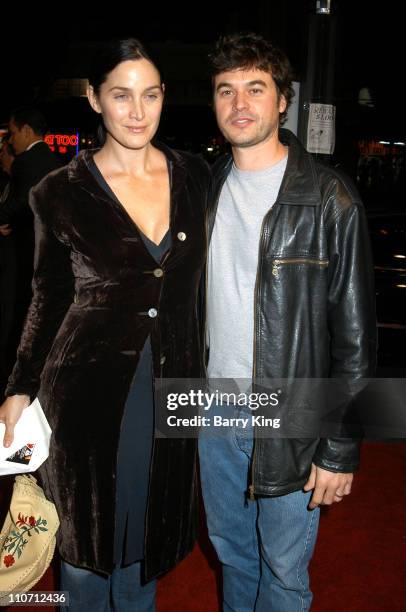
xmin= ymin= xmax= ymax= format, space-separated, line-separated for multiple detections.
xmin=0 ymin=107 xmax=62 ymax=397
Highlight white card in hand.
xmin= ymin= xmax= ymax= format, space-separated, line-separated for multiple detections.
xmin=0 ymin=398 xmax=52 ymax=476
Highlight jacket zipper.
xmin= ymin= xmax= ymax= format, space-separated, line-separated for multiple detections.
xmin=249 ymin=255 xmax=329 ymax=499
xmin=272 ymin=257 xmax=329 ymax=278
xmin=203 ymin=167 xmax=229 ymax=377
xmin=249 ymin=210 xmax=273 ymax=501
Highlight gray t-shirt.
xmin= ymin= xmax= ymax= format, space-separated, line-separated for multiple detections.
xmin=207 ymin=155 xmax=287 ymax=379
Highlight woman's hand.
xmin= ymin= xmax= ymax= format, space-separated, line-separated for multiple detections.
xmin=0 ymin=395 xmax=31 ymax=448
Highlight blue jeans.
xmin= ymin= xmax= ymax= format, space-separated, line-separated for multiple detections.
xmin=60 ymin=559 xmax=156 ymax=612
xmin=199 ymin=404 xmax=320 ymax=612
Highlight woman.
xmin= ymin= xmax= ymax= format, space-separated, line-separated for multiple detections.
xmin=0 ymin=38 xmax=209 ymax=610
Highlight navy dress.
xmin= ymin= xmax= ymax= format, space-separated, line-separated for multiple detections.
xmin=88 ymin=158 xmax=172 ymax=566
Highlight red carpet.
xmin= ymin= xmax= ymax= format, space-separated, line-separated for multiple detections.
xmin=1 ymin=442 xmax=405 ymax=611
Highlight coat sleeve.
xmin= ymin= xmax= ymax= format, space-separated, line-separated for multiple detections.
xmin=5 ymin=183 xmax=74 ymax=401
xmin=312 ymin=177 xmax=377 ymax=472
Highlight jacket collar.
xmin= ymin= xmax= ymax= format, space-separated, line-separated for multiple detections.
xmin=212 ymin=128 xmax=321 ymax=207
xmin=277 ymin=128 xmax=321 ymax=206
xmin=18 ymin=140 xmax=49 ymax=158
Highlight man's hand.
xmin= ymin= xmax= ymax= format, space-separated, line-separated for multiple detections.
xmin=303 ymin=463 xmax=353 ymax=510
xmin=0 ymin=224 xmax=12 ymax=236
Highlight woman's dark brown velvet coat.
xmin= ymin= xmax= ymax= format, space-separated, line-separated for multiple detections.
xmin=5 ymin=143 xmax=210 ymax=580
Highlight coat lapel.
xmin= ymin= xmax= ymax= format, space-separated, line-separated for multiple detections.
xmin=66 ymin=144 xmax=189 ymax=267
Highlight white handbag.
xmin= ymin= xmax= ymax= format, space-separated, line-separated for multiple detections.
xmin=0 ymin=399 xmax=51 ymax=476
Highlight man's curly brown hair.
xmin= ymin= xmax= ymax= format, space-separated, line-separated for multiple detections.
xmin=209 ymin=32 xmax=295 ymax=124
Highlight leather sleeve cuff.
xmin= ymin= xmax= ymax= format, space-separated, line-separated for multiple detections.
xmin=313 ymin=437 xmax=361 ymax=472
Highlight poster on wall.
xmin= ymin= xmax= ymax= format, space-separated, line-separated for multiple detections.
xmin=306 ymin=103 xmax=336 ymax=154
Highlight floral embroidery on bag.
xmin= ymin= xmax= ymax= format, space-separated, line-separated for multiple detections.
xmin=2 ymin=513 xmax=49 ymax=568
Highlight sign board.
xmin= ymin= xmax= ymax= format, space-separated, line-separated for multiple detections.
xmin=44 ymin=132 xmax=79 ymax=157
xmin=306 ymin=103 xmax=336 ymax=154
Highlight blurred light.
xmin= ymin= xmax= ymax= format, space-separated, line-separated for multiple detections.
xmin=316 ymin=0 xmax=331 ymax=14
xmin=207 ymin=147 xmax=214 ymax=152
xmin=379 ymin=141 xmax=390 ymax=145
xmin=394 ymin=142 xmax=405 ymax=146
xmin=394 ymin=254 xmax=406 ymax=259
xmin=396 ymin=284 xmax=406 ymax=288
xmin=358 ymin=87 xmax=374 ymax=107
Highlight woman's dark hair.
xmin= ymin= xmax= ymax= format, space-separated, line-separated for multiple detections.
xmin=88 ymin=38 xmax=162 ymax=145
xmin=88 ymin=38 xmax=161 ymax=95
xmin=209 ymin=32 xmax=294 ymax=124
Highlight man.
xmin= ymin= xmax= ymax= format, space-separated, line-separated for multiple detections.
xmin=0 ymin=107 xmax=62 ymax=226
xmin=199 ymin=33 xmax=376 ymax=611
xmin=0 ymin=107 xmax=62 ymax=396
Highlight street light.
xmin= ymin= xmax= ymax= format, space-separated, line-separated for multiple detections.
xmin=316 ymin=1 xmax=331 ymax=15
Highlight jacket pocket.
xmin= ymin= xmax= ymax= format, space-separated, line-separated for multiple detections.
xmin=271 ymin=257 xmax=329 ymax=278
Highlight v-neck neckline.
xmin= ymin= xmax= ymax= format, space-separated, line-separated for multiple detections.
xmin=140 ymin=227 xmax=170 ymax=248
xmin=87 ymin=154 xmax=172 ymax=248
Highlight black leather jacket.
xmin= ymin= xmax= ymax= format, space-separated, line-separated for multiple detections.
xmin=206 ymin=128 xmax=377 ymax=496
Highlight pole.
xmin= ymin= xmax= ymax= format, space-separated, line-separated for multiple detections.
xmin=298 ymin=0 xmax=337 ymax=164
